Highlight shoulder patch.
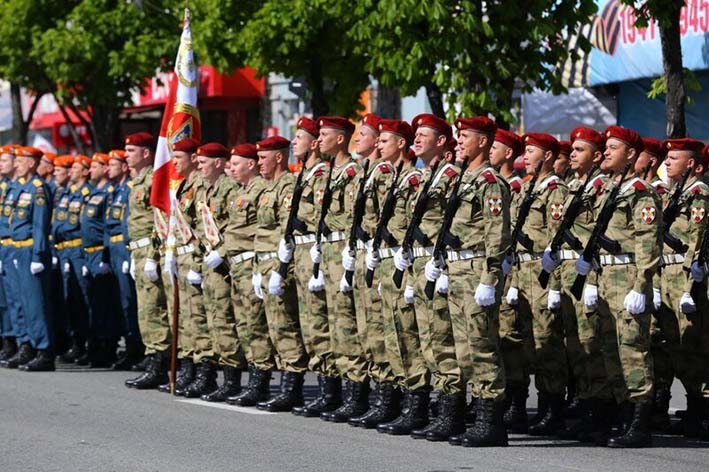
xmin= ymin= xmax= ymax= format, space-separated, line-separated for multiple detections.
xmin=70 ymin=184 xmax=77 ymax=192
xmin=482 ymin=170 xmax=496 ymax=183
xmin=691 ymin=186 xmax=703 ymax=195
xmin=108 ymin=185 xmax=114 ymax=193
xmin=378 ymin=162 xmax=391 ymax=174
xmin=592 ymin=177 xmax=604 ymax=188
xmin=632 ymin=181 xmax=647 ymax=192
xmin=656 ymin=185 xmax=666 ymax=195
xmin=691 ymin=207 xmax=706 ymax=223
xmin=444 ymin=167 xmax=458 ymax=178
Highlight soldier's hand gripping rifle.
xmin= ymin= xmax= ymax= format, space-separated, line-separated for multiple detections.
xmin=570 ymin=162 xmax=633 ymax=300
xmin=423 ymin=156 xmax=470 ymax=300
xmin=392 ymin=159 xmax=442 ymax=289
xmin=277 ymin=168 xmax=306 ymax=278
xmin=661 ymin=166 xmax=693 ymax=254
xmin=364 ymin=161 xmax=404 ymax=288
xmin=538 ymin=164 xmax=599 ymax=288
xmin=312 ymin=159 xmax=335 ymax=277
xmin=344 ymin=159 xmax=371 ymax=286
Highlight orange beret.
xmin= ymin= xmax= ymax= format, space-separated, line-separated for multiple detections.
xmin=641 ymin=137 xmax=666 ymax=159
xmin=256 ymin=136 xmax=291 ymax=152
xmin=16 ymin=146 xmax=44 ymax=159
xmin=55 ymin=155 xmax=74 ymax=168
xmin=455 ymin=116 xmax=497 ymax=135
xmin=360 ymin=113 xmax=382 ymax=134
xmin=412 ymin=113 xmax=452 ymax=140
xmin=663 ymin=138 xmax=705 ymax=156
xmin=296 ymin=116 xmax=319 ymax=138
xmin=378 ymin=119 xmax=414 ymax=145
xmin=92 ymin=153 xmax=110 ymax=165
xmin=125 ymin=132 xmax=155 ymax=148
xmin=108 ymin=150 xmax=126 ymax=162
xmin=523 ymin=133 xmax=560 ymax=156
xmin=173 ymin=138 xmax=200 ymax=154
xmin=42 ymin=152 xmax=57 ymax=164
xmin=318 ymin=116 xmax=355 ymax=135
xmin=570 ymin=126 xmax=604 ymax=151
xmin=196 ymin=142 xmax=229 ymax=159
xmin=605 ymin=125 xmax=643 ymax=153
xmin=231 ymin=143 xmax=258 ymax=160
xmin=558 ymin=141 xmax=572 ymax=157
xmin=494 ymin=129 xmax=523 ymax=156
xmin=74 ymin=154 xmax=92 ymax=168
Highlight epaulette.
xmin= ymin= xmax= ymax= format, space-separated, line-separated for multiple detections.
xmin=657 ymin=185 xmax=666 ymax=195
xmin=377 ymin=162 xmax=393 ymax=174
xmin=547 ymin=180 xmax=558 ymax=190
xmin=81 ymin=187 xmax=90 ymax=196
xmin=444 ymin=167 xmax=458 ymax=178
xmin=510 ymin=179 xmax=522 ymax=193
xmin=32 ymin=178 xmax=42 ymax=187
xmin=481 ymin=170 xmax=496 ymax=183
xmin=0 ymin=182 xmax=6 ymax=190
xmin=108 ymin=185 xmax=114 ymax=193
xmin=632 ymin=181 xmax=647 ymax=192
xmin=592 ymin=177 xmax=604 ymax=189
xmin=127 ymin=181 xmax=134 ymax=189
xmin=70 ymin=184 xmax=77 ymax=192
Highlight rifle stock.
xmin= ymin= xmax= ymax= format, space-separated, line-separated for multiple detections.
xmin=278 ymin=168 xmax=306 ymax=278
xmin=344 ymin=159 xmax=371 ymax=286
xmin=312 ymin=159 xmax=336 ymax=277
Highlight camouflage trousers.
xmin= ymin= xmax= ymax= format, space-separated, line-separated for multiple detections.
xmin=448 ymin=258 xmax=506 ymax=401
xmin=323 ymin=240 xmax=368 ymax=383
xmin=202 ymin=262 xmax=243 ymax=369
xmin=132 ymin=246 xmax=169 ymax=355
xmin=598 ymin=264 xmax=654 ymax=404
xmin=652 ymin=271 xmax=679 ymax=391
xmin=258 ymin=258 xmax=308 ymax=373
xmin=498 ymin=268 xmax=533 ymax=390
xmin=560 ymin=261 xmax=611 ymax=400
xmin=293 ymin=243 xmax=336 ymax=376
xmin=379 ymin=257 xmax=430 ymax=391
xmin=661 ymin=263 xmax=709 ymax=396
xmin=230 ymin=258 xmax=276 ymax=371
xmin=412 ymin=256 xmax=463 ymax=394
xmin=517 ymin=258 xmax=567 ymax=395
xmin=353 ymin=250 xmax=396 ymax=384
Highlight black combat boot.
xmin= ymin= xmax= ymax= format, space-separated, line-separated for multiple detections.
xmin=579 ymin=398 xmax=613 ymax=446
xmin=326 ymin=380 xmax=370 ymax=423
xmin=504 ymin=386 xmax=528 ymax=433
xmin=350 ymin=383 xmax=401 ymax=428
xmin=257 ymin=371 xmax=304 ymax=412
xmin=377 ymin=390 xmax=411 ymax=433
xmin=460 ymin=399 xmax=509 ymax=447
xmin=565 ymin=380 xmax=580 ymax=418
xmin=89 ymin=339 xmax=118 ymax=368
xmin=528 ymin=393 xmax=565 ymax=436
xmin=558 ymin=399 xmax=591 ymax=440
xmin=699 ymin=399 xmax=709 ymax=442
xmin=0 ymin=337 xmax=17 ymax=362
xmin=58 ymin=338 xmax=85 ymax=364
xmin=464 ymin=397 xmax=478 ymax=426
xmin=528 ymin=391 xmax=549 ymax=427
xmin=112 ymin=340 xmax=145 ymax=371
xmin=20 ymin=349 xmax=56 ymax=372
xmin=201 ymin=366 xmax=242 ymax=402
xmin=227 ymin=367 xmax=272 ymax=406
xmin=382 ymin=390 xmax=430 ymax=435
xmin=321 ymin=379 xmax=351 ymax=421
xmin=130 ymin=355 xmax=150 ymax=372
xmin=181 ymin=361 xmax=218 ymax=398
xmin=3 ymin=343 xmax=35 ymax=369
xmin=127 ymin=353 xmax=170 ymax=390
xmin=649 ymin=385 xmax=672 ymax=432
xmin=412 ymin=393 xmax=465 ymax=442
xmin=607 ymin=402 xmax=652 ymax=448
xmin=676 ymin=394 xmax=704 ymax=438
xmin=294 ymin=375 xmax=341 ymax=417
xmin=160 ymin=358 xmax=196 ymax=394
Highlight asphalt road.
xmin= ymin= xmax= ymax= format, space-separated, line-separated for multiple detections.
xmin=1 ymin=367 xmax=708 ymax=472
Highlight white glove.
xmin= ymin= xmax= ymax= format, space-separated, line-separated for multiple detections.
xmin=51 ymin=257 xmax=58 ymax=269
xmin=129 ymin=257 xmax=135 ymax=279
xmin=690 ymin=261 xmax=706 ymax=282
xmin=623 ymin=290 xmax=646 ymax=315
xmin=424 ymin=258 xmax=442 ymax=282
xmin=547 ymin=289 xmax=561 ymax=310
xmin=365 ymin=248 xmax=380 ymax=270
xmin=122 ymin=260 xmax=130 ymax=274
xmin=143 ymin=258 xmax=159 ymax=282
xmin=575 ymin=258 xmax=592 ymax=276
xmin=502 ymin=256 xmax=513 ymax=276
xmin=268 ymin=270 xmax=284 ymax=296
xmin=506 ymin=286 xmax=519 ymax=305
xmin=584 ymin=284 xmax=598 ymax=309
xmin=404 ymin=285 xmax=415 ymax=304
xmin=436 ymin=274 xmax=449 ymax=295
xmin=30 ymin=262 xmax=45 ymax=275
xmin=81 ymin=266 xmax=90 ymax=277
xmin=341 ymin=247 xmax=356 ymax=271
xmin=187 ymin=270 xmax=202 ymax=285
xmin=474 ymin=283 xmax=496 ymax=307
xmin=308 ymin=270 xmax=326 ymax=292
xmin=310 ymin=243 xmax=322 ymax=264
xmin=339 ymin=273 xmax=353 ymax=293
xmin=377 ymin=282 xmax=382 ymax=297
xmin=394 ymin=247 xmax=412 ymax=272
xmin=98 ymin=261 xmax=110 ymax=275
xmin=278 ymin=238 xmax=294 ymax=264
xmin=680 ymin=292 xmax=696 ymax=314
xmin=653 ymin=287 xmax=662 ymax=311
xmin=63 ymin=261 xmax=71 ymax=273
xmin=163 ymin=250 xmax=177 ymax=277
xmin=252 ymin=272 xmax=264 ymax=300
xmin=205 ymin=250 xmax=224 ymax=269
xmin=541 ymin=247 xmax=561 ymax=274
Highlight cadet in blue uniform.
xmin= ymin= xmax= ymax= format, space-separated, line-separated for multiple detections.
xmin=104 ymin=149 xmax=143 ymax=370
xmin=0 ymin=145 xmax=20 ymax=363
xmin=9 ymin=146 xmax=54 ymax=371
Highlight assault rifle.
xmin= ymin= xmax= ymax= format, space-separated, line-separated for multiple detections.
xmin=344 ymin=159 xmax=371 ymax=286
xmin=661 ymin=166 xmax=693 ymax=254
xmin=312 ymin=159 xmax=336 ymax=277
xmin=277 ymin=168 xmax=306 ymax=278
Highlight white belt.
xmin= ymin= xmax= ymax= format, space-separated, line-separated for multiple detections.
xmin=294 ymin=234 xmax=316 ymax=245
xmin=518 ymin=252 xmax=543 ymax=262
xmin=662 ymin=254 xmax=685 ymax=265
xmin=176 ymin=243 xmax=194 ymax=256
xmin=257 ymin=251 xmax=277 ymax=262
xmin=378 ymin=246 xmax=400 ymax=259
xmin=446 ymin=250 xmax=485 ymax=262
xmin=230 ymin=251 xmax=256 ymax=265
xmin=321 ymin=231 xmax=347 ymax=243
xmin=356 ymin=239 xmax=373 ymax=251
xmin=411 ymin=246 xmax=434 ymax=258
xmin=128 ymin=237 xmax=151 ymax=251
xmin=559 ymin=250 xmax=581 ymax=261
xmin=599 ymin=254 xmax=635 ymax=266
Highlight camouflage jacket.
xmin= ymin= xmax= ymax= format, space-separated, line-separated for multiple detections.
xmin=255 ymin=171 xmax=295 ymax=252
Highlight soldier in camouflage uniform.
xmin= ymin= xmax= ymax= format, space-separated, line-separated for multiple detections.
xmin=123 ymin=132 xmax=170 ymax=390
xmin=256 ymin=136 xmax=309 ymax=412
xmin=225 ymin=143 xmax=276 ymax=407
xmin=575 ymin=125 xmax=660 ymax=448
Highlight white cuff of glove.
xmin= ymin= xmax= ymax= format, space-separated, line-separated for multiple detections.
xmin=403 ymin=285 xmax=415 ymax=305
xmin=51 ymin=257 xmax=58 ymax=268
xmin=187 ymin=270 xmax=202 ymax=285
xmin=63 ymin=261 xmax=71 ymax=274
xmin=653 ymin=287 xmax=662 ymax=311
xmin=680 ymin=292 xmax=696 ymax=314
xmin=474 ymin=283 xmax=496 ymax=307
xmin=308 ymin=270 xmax=326 ymax=292
xmin=547 ymin=289 xmax=561 ymax=310
xmin=435 ymin=274 xmax=449 ymax=295
xmin=129 ymin=258 xmax=136 ymax=280
xmin=505 ymin=286 xmax=519 ymax=306
xmin=205 ymin=250 xmax=224 ymax=269
xmin=339 ymin=273 xmax=354 ymax=293
xmin=81 ymin=266 xmax=90 ymax=277
xmin=252 ymin=272 xmax=264 ymax=300
xmin=98 ymin=262 xmax=111 ymax=274
xmin=623 ymin=290 xmax=646 ymax=315
xmin=143 ymin=258 xmax=159 ymax=282
xmin=424 ymin=258 xmax=442 ymax=282
xmin=583 ymin=284 xmax=598 ymax=309
xmin=310 ymin=243 xmax=323 ymax=264
xmin=30 ymin=262 xmax=45 ymax=275
xmin=365 ymin=249 xmax=380 ymax=271
xmin=341 ymin=247 xmax=356 ymax=271
xmin=268 ymin=270 xmax=285 ymax=296
xmin=278 ymin=239 xmax=294 ymax=264
xmin=122 ymin=260 xmax=130 ymax=274
xmin=394 ymin=248 xmax=412 ymax=272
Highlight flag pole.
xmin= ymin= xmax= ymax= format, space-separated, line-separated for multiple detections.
xmin=170 ymin=275 xmax=180 ymax=395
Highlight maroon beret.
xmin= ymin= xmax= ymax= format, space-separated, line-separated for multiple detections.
xmin=318 ymin=116 xmax=355 ymax=135
xmin=570 ymin=126 xmax=604 ymax=151
xmin=411 ymin=113 xmax=452 ymax=140
xmin=455 ymin=116 xmax=497 ymax=135
xmin=196 ymin=142 xmax=229 ymax=159
xmin=663 ymin=138 xmax=705 ymax=155
xmin=360 ymin=113 xmax=382 ymax=134
xmin=604 ymin=125 xmax=643 ymax=153
xmin=558 ymin=141 xmax=572 ymax=157
xmin=523 ymin=133 xmax=560 ymax=156
xmin=125 ymin=132 xmax=155 ymax=148
xmin=641 ymin=137 xmax=666 ymax=159
xmin=378 ymin=119 xmax=414 ymax=145
xmin=256 ymin=136 xmax=291 ymax=152
xmin=231 ymin=143 xmax=258 ymax=160
xmin=172 ymin=138 xmax=200 ymax=154
xmin=494 ymin=129 xmax=523 ymax=156
xmin=296 ymin=116 xmax=319 ymax=138
xmin=703 ymin=144 xmax=709 ymax=169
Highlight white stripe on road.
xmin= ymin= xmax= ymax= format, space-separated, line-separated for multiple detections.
xmin=176 ymin=398 xmax=277 ymax=415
